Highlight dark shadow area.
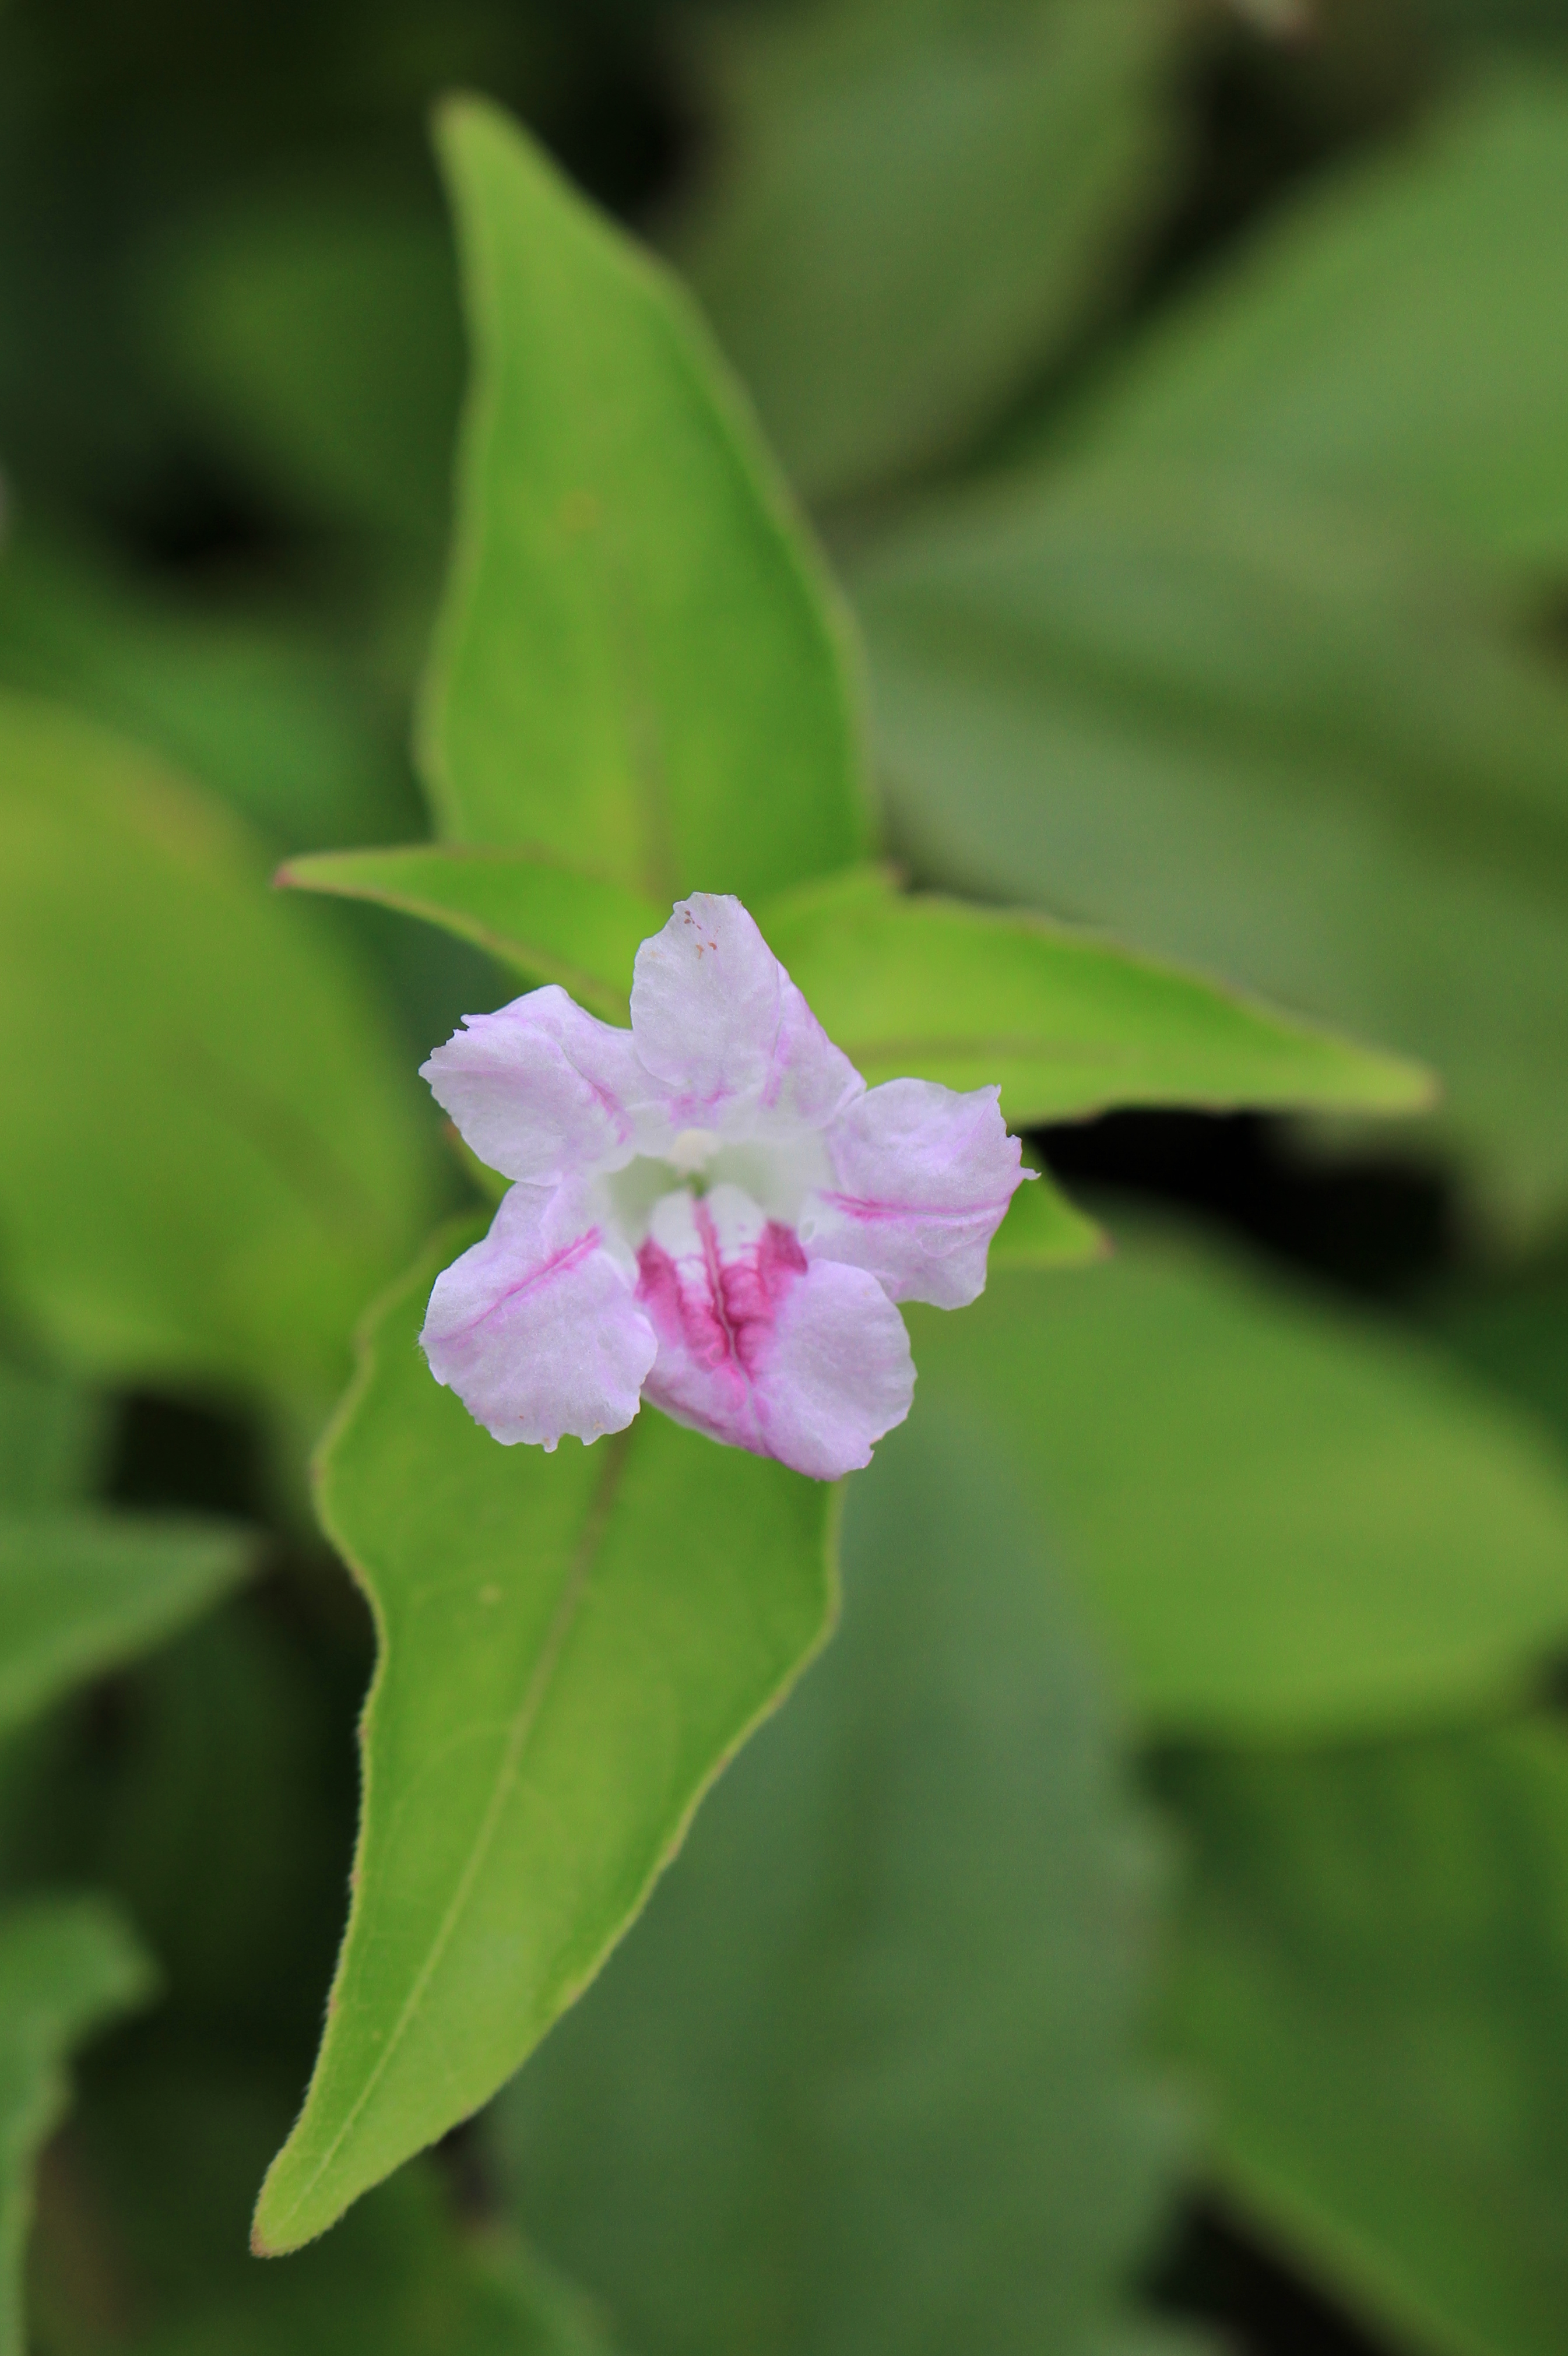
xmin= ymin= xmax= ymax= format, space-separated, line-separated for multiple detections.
xmin=1038 ymin=1109 xmax=1454 ymax=1305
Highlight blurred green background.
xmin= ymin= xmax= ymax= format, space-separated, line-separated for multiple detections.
xmin=6 ymin=1 xmax=1568 ymax=2351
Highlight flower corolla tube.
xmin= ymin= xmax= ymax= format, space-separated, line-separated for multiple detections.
xmin=419 ymin=893 xmax=1028 ymax=1482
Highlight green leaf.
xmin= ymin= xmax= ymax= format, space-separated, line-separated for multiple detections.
xmin=253 ymin=1221 xmax=837 ymax=2254
xmin=280 ymin=845 xmax=660 ymax=1024
xmin=495 ymin=1396 xmax=1190 ymax=2356
xmin=674 ymin=0 xmax=1183 ymax=505
xmin=0 ymin=1359 xmax=107 ymax=1512
xmin=283 ymin=843 xmax=1431 ymax=1124
xmin=1428 ymin=1256 xmax=1568 ymax=1461
xmin=992 ymin=1159 xmax=1105 ymax=1271
xmin=0 ymin=1897 xmax=155 ymax=2356
xmin=420 ymin=96 xmax=870 ymax=896
xmin=0 ymin=1514 xmax=254 ymax=1741
xmin=856 ymin=461 xmax=1568 ymax=1230
xmin=0 ymin=690 xmax=436 ymax=1406
xmin=908 ymin=1225 xmax=1568 ymax=1736
xmin=1061 ymin=75 xmax=1568 ymax=567
xmin=0 ymin=522 xmax=422 ymax=853
xmin=767 ymin=889 xmax=1432 ymax=1124
xmin=36 ymin=2047 xmax=618 ymax=2356
xmin=1162 ymin=1724 xmax=1568 ymax=2356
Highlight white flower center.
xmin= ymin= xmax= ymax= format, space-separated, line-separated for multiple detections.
xmin=668 ymin=1126 xmax=723 ymax=1176
xmin=597 ymin=1126 xmax=832 ymax=1258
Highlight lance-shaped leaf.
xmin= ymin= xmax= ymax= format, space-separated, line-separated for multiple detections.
xmin=283 ymin=845 xmax=1430 ymax=1125
xmin=495 ymin=1398 xmax=1192 ymax=2356
xmin=1162 ymin=1725 xmax=1568 ymax=2356
xmin=420 ymin=96 xmax=869 ymax=898
xmin=0 ymin=690 xmax=435 ymax=1408
xmin=0 ymin=1513 xmax=255 ymax=1739
xmin=767 ymin=890 xmax=1430 ymax=1122
xmin=252 ymin=1222 xmax=837 ymax=2254
xmin=0 ymin=1897 xmax=156 ymax=2356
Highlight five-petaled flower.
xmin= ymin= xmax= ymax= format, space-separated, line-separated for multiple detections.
xmin=419 ymin=893 xmax=1028 ymax=1481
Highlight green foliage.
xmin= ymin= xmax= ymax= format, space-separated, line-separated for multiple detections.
xmin=0 ymin=1361 xmax=108 ymax=1513
xmin=0 ymin=690 xmax=435 ymax=1407
xmin=0 ymin=525 xmax=421 ymax=855
xmin=674 ymin=0 xmax=1183 ymax=505
xmin=280 ymin=846 xmax=658 ymax=1024
xmin=36 ymin=2051 xmax=618 ymax=2356
xmin=496 ymin=1401 xmax=1191 ymax=2356
xmin=1066 ymin=76 xmax=1568 ymax=567
xmin=4 ymin=11 xmax=1565 ymax=2350
xmin=34 ymin=1605 xmax=355 ymax=2048
xmin=284 ymin=842 xmax=1432 ymax=1121
xmin=764 ymin=887 xmax=1432 ymax=1123
xmin=143 ymin=183 xmax=465 ymax=548
xmin=1162 ymin=1724 xmax=1568 ymax=2356
xmin=254 ymin=1223 xmax=838 ymax=2253
xmin=419 ymin=98 xmax=870 ymax=895
xmin=854 ymin=79 xmax=1568 ymax=1236
xmin=0 ymin=1897 xmax=155 ymax=2356
xmin=991 ymin=1158 xmax=1106 ymax=1270
xmin=857 ymin=463 xmax=1568 ymax=1235
xmin=1433 ymin=1258 xmax=1568 ymax=1455
xmin=0 ymin=1516 xmax=254 ymax=1740
xmin=908 ymin=1230 xmax=1568 ymax=1737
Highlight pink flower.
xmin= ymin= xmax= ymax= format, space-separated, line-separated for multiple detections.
xmin=418 ymin=894 xmax=1027 ymax=1481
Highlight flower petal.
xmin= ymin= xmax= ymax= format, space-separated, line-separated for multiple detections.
xmin=421 ymin=986 xmax=655 ymax=1184
xmin=630 ymin=894 xmax=862 ymax=1138
xmin=804 ymin=1078 xmax=1025 ymax=1309
xmin=636 ymin=1182 xmax=913 ymax=1480
xmin=421 ymin=1180 xmax=656 ymax=1449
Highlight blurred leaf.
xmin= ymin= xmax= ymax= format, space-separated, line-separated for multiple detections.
xmin=0 ymin=1359 xmax=107 ymax=1511
xmin=141 ymin=181 xmax=465 ymax=546
xmin=0 ymin=690 xmax=435 ymax=1408
xmin=0 ymin=1897 xmax=154 ymax=2356
xmin=283 ymin=845 xmax=1432 ymax=1123
xmin=52 ymin=1603 xmax=356 ymax=2050
xmin=0 ymin=1514 xmax=254 ymax=1742
xmin=992 ymin=1159 xmax=1105 ymax=1269
xmin=254 ymin=1220 xmax=836 ymax=2255
xmin=1422 ymin=0 xmax=1568 ymax=44
xmin=857 ymin=462 xmax=1568 ymax=1232
xmin=496 ymin=1398 xmax=1189 ymax=2356
xmin=1429 ymin=1258 xmax=1568 ymax=1458
xmin=421 ymin=97 xmax=870 ymax=895
xmin=674 ymin=0 xmax=1183 ymax=506
xmin=1061 ymin=74 xmax=1568 ymax=567
xmin=0 ymin=523 xmax=422 ymax=853
xmin=1163 ymin=1723 xmax=1568 ymax=2356
xmin=908 ymin=1227 xmax=1568 ymax=1736
xmin=36 ymin=2049 xmax=617 ymax=2356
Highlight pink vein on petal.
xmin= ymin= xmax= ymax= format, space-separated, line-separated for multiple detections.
xmin=452 ymin=1229 xmax=604 ymax=1341
xmin=818 ymin=1191 xmax=1016 ymax=1226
